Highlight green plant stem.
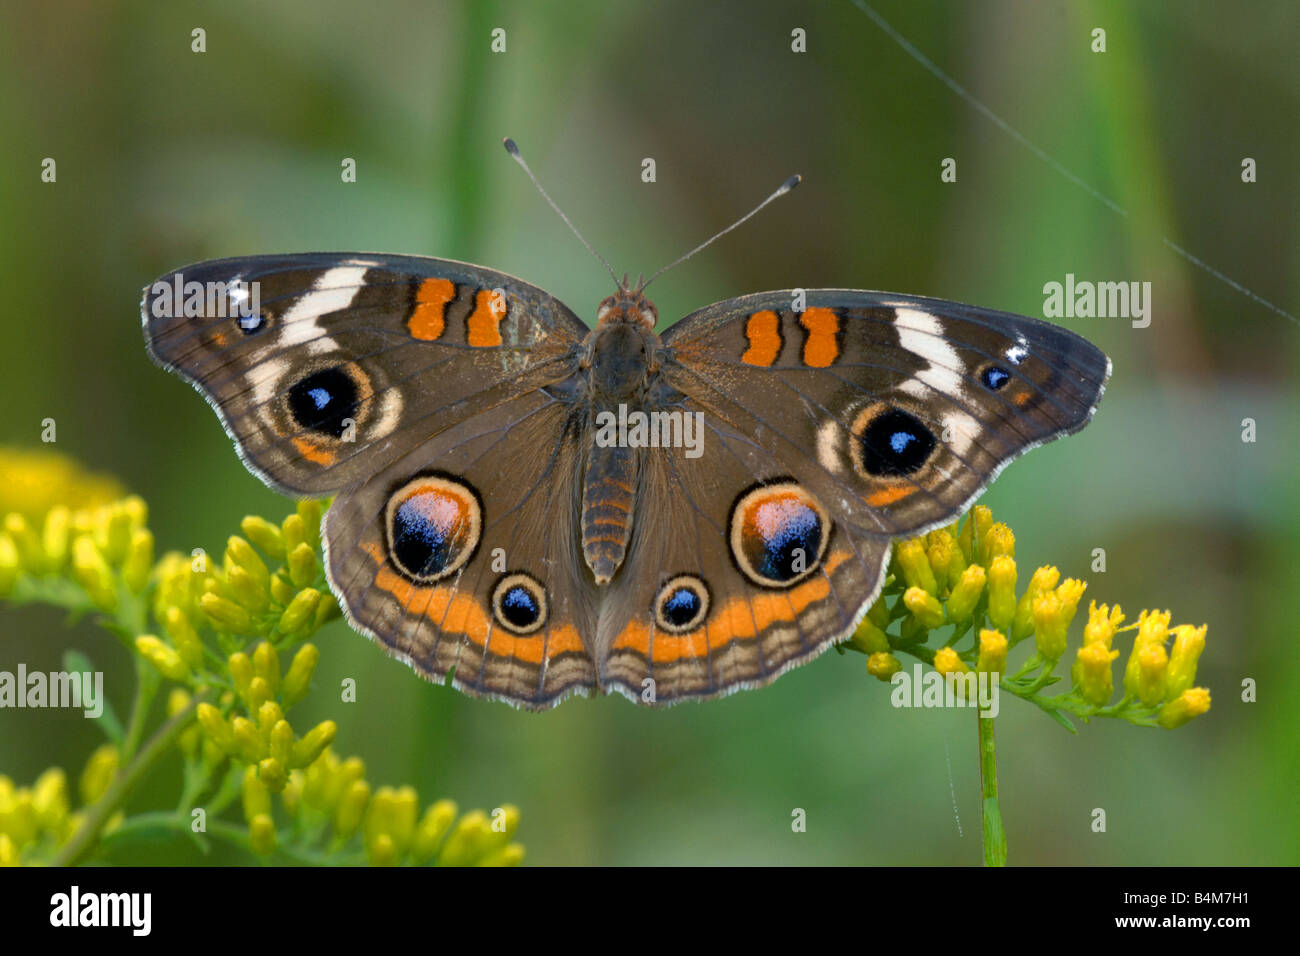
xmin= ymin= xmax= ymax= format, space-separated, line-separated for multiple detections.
xmin=120 ymin=654 xmax=160 ymax=762
xmin=977 ymin=705 xmax=1007 ymax=866
xmin=53 ymin=689 xmax=208 ymax=866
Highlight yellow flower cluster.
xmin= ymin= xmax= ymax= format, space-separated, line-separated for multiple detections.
xmin=0 ymin=447 xmax=528 ymax=866
xmin=0 ymin=745 xmax=124 ymax=866
xmin=849 ymin=505 xmax=1211 ymax=730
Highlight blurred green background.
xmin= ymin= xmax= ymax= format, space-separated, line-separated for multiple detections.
xmin=1 ymin=0 xmax=1297 ymax=864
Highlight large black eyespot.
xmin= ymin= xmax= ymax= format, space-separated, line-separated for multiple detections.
xmin=492 ymin=573 xmax=548 ymax=635
xmin=654 ymin=575 xmax=710 ymax=634
xmin=980 ymin=365 xmax=1011 ymax=391
xmin=385 ymin=475 xmax=482 ymax=583
xmin=728 ymin=482 xmax=831 ymax=589
xmin=855 ymin=407 xmax=936 ymax=477
xmin=288 ymin=366 xmax=359 ymax=438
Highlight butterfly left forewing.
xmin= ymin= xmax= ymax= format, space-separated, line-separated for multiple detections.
xmin=141 ymin=253 xmax=588 ymax=495
xmin=662 ymin=289 xmax=1110 ymax=539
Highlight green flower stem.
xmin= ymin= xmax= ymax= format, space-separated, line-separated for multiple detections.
xmin=100 ymin=812 xmax=361 ymax=866
xmin=977 ymin=705 xmax=1007 ymax=866
xmin=120 ymin=654 xmax=161 ymax=762
xmin=53 ymin=690 xmax=209 ymax=866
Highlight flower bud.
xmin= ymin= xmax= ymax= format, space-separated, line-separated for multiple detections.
xmin=946 ymin=564 xmax=986 ymax=623
xmin=866 ymin=652 xmax=901 ymax=681
xmin=239 ymin=515 xmax=286 ymax=559
xmin=903 ymin=586 xmax=945 ymax=629
xmin=282 ymin=643 xmax=320 ymax=706
xmin=200 ymin=592 xmax=251 ymax=634
xmin=1073 ymin=642 xmax=1119 ymax=706
xmin=135 ymin=635 xmax=190 ymax=682
xmin=278 ymin=588 xmax=322 ymax=635
xmin=291 ymin=720 xmax=337 ymax=769
xmin=287 ymin=543 xmax=318 ymax=588
xmin=1013 ymin=566 xmax=1059 ymax=642
xmin=986 ymin=556 xmax=1017 ymax=633
xmin=977 ymin=629 xmax=1008 ymax=675
xmin=1157 ymin=687 xmax=1211 ymax=729
xmin=1136 ymin=643 xmax=1168 ymax=708
xmin=1163 ymin=625 xmax=1206 ymax=703
xmin=896 ymin=539 xmax=938 ymax=596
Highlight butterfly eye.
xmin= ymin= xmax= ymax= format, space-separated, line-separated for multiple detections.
xmin=980 ymin=364 xmax=1011 ymax=391
xmin=287 ymin=364 xmax=365 ymax=439
xmin=728 ymin=482 xmax=830 ymax=588
xmin=491 ymin=573 xmax=548 ymax=635
xmin=852 ymin=406 xmax=937 ymax=478
xmin=385 ymin=475 xmax=483 ymax=584
xmin=654 ymin=575 xmax=710 ymax=634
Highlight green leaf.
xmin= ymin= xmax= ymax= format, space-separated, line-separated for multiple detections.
xmin=62 ymin=648 xmax=123 ymax=744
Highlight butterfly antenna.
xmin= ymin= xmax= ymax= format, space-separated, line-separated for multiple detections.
xmin=639 ymin=173 xmax=801 ymax=292
xmin=503 ymin=137 xmax=621 ymax=287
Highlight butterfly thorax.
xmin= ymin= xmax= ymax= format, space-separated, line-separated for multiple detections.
xmin=579 ymin=291 xmax=664 ymax=585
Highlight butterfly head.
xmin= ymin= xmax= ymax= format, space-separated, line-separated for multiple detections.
xmin=596 ymin=274 xmax=658 ymax=331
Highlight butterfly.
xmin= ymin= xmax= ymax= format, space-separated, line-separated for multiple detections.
xmin=141 ymin=141 xmax=1109 ymax=710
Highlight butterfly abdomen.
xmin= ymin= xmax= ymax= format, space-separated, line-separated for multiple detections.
xmin=581 ymin=437 xmax=638 ymax=585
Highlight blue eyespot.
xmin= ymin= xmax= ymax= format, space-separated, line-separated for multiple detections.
xmin=981 ymin=365 xmax=1011 ymax=390
xmin=654 ymin=576 xmax=710 ymax=632
xmin=857 ymin=407 xmax=936 ymax=477
xmin=288 ymin=366 xmax=358 ymax=438
xmin=386 ymin=477 xmax=482 ymax=583
xmin=501 ymin=586 xmax=540 ymax=628
xmin=237 ymin=313 xmax=265 ymax=334
xmin=730 ymin=483 xmax=829 ymax=588
xmin=492 ymin=573 xmax=548 ymax=634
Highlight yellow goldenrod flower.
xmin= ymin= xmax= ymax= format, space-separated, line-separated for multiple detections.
xmin=227 ymin=652 xmax=254 ymax=703
xmin=225 ymin=536 xmax=270 ymax=588
xmin=903 ymin=586 xmax=945 ymax=629
xmin=1137 ymin=643 xmax=1169 ymax=708
xmin=248 ymin=813 xmax=277 ymax=855
xmin=946 ymin=564 xmax=986 ymax=623
xmin=278 ymin=588 xmax=322 ymax=635
xmin=226 ymin=565 xmax=270 ymax=615
xmin=281 ymin=513 xmax=308 ymax=554
xmin=1031 ymin=592 xmax=1066 ymax=661
xmin=977 ymin=628 xmax=1008 ymax=675
xmin=287 ymin=542 xmax=318 ymax=589
xmin=252 ymin=642 xmax=281 ymax=696
xmin=1082 ymin=602 xmax=1124 ymax=648
xmin=1074 ymin=642 xmax=1119 ymax=706
xmin=268 ymin=720 xmax=294 ymax=767
xmin=1157 ymin=687 xmax=1211 ymax=729
xmin=865 ymin=652 xmax=901 ymax=681
xmin=135 ymin=635 xmax=190 ymax=682
xmin=411 ymin=799 xmax=458 ymax=864
xmin=1013 ymin=565 xmax=1059 ymax=642
xmin=957 ymin=505 xmax=993 ymax=565
xmin=979 ymin=522 xmax=1015 ymax=565
xmin=258 ymin=758 xmax=288 ymax=794
xmin=200 ymin=592 xmax=251 ymax=633
xmin=896 ymin=539 xmax=938 ymax=596
xmin=195 ymin=702 xmax=235 ymax=753
xmin=438 ymin=810 xmax=492 ymax=867
xmin=242 ymin=764 xmax=272 ymax=822
xmin=121 ymin=528 xmax=154 ymax=594
xmin=71 ymin=535 xmax=117 ymax=613
xmin=31 ymin=768 xmax=69 ymax=832
xmin=231 ymin=717 xmax=268 ymax=763
xmin=0 ymin=447 xmax=123 ymax=525
xmin=79 ymin=744 xmax=119 ymax=805
xmin=161 ymin=606 xmax=204 ymax=670
xmin=334 ymin=780 xmax=371 ymax=840
xmin=849 ymin=619 xmax=890 ymax=655
xmin=1164 ymin=625 xmax=1207 ymax=702
xmin=933 ymin=646 xmax=968 ymax=675
xmin=291 ymin=721 xmax=337 ymax=770
xmin=925 ymin=530 xmax=960 ymax=594
xmin=986 ymin=556 xmax=1017 ymax=633
xmin=239 ymin=515 xmax=286 ymax=559
xmin=478 ymin=843 xmax=526 ymax=867
xmin=41 ymin=506 xmax=72 ymax=572
xmin=282 ymin=643 xmax=320 ymax=706
xmin=1124 ymin=610 xmax=1171 ymax=697
xmin=0 ymin=534 xmax=18 ymax=597
xmin=0 ymin=833 xmax=18 ymax=867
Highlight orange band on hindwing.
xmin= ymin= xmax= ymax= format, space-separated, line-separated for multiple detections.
xmin=798 ymin=307 xmax=841 ymax=367
xmin=407 ymin=277 xmax=455 ymax=340
xmin=466 ymin=289 xmax=508 ymax=347
xmin=741 ymin=310 xmax=782 ymax=366
xmin=610 ymin=551 xmax=850 ymax=664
